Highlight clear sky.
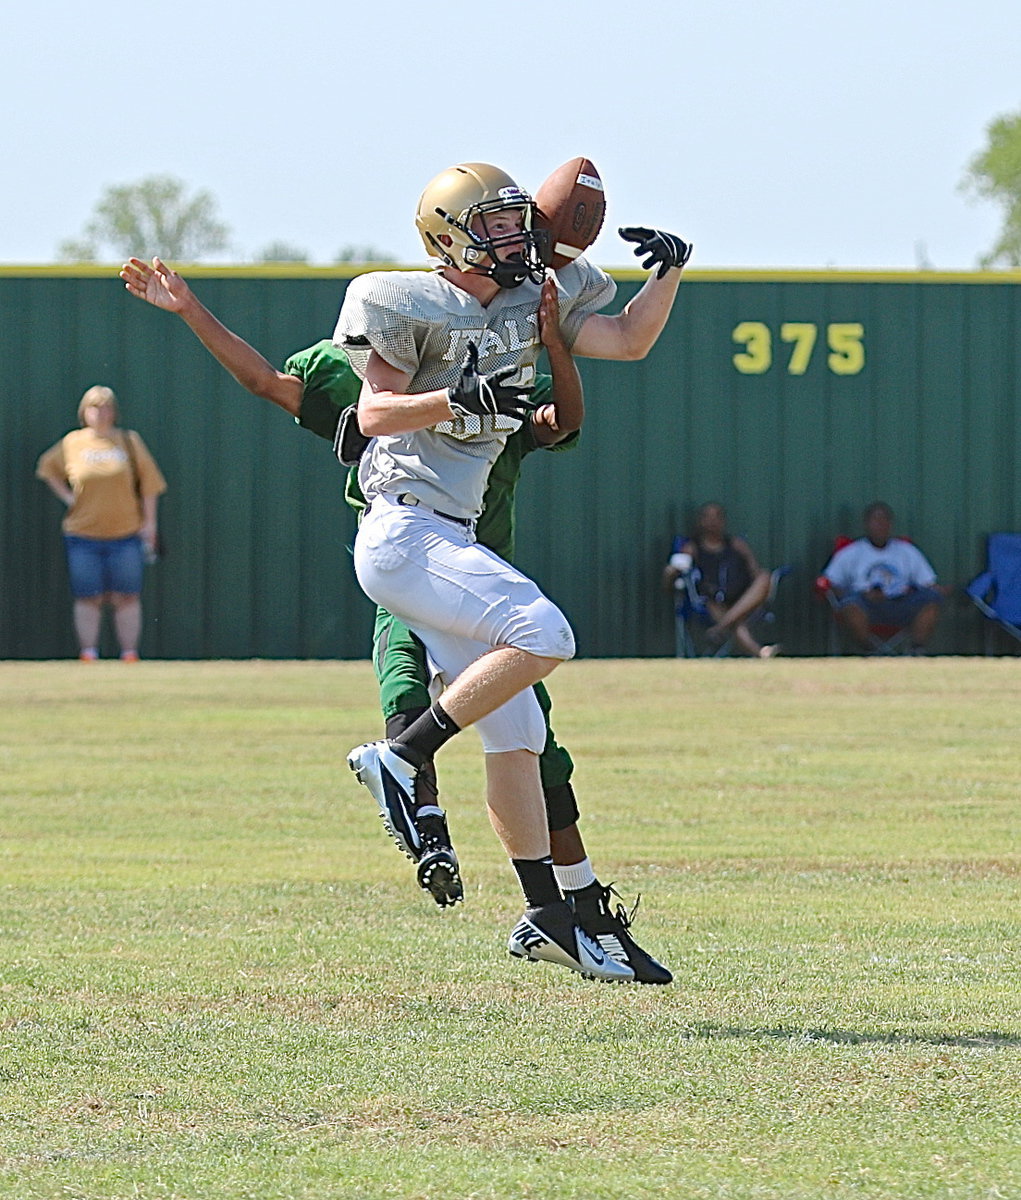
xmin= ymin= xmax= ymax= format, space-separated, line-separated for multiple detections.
xmin=3 ymin=0 xmax=1019 ymax=271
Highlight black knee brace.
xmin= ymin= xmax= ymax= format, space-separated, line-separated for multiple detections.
xmin=544 ymin=781 xmax=580 ymax=832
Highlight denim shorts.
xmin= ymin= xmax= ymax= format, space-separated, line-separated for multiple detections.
xmin=64 ymin=534 xmax=144 ymax=598
xmin=841 ymin=587 xmax=943 ymax=625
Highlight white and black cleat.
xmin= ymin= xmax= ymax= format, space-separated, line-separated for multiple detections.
xmin=567 ymin=883 xmax=673 ymax=986
xmin=508 ymin=900 xmax=634 ymax=983
xmin=347 ymin=740 xmax=424 ymax=858
xmin=348 ymin=740 xmax=463 ymax=906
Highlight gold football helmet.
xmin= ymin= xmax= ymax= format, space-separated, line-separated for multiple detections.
xmin=415 ymin=162 xmax=546 ymax=288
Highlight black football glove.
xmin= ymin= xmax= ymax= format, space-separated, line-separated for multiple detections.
xmin=619 ymin=226 xmax=692 ymax=278
xmin=447 ymin=341 xmax=535 ymax=422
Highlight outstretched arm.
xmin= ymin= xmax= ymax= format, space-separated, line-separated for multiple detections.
xmin=531 ymin=275 xmax=584 ymax=446
xmin=119 ymin=257 xmax=302 ymax=417
xmin=571 ymin=226 xmax=691 ymax=361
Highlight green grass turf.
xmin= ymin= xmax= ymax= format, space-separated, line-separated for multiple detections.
xmin=0 ymin=658 xmax=1018 ymax=1199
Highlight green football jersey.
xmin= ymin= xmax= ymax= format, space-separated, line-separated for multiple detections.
xmin=284 ymin=340 xmax=361 ymax=440
xmin=283 ymin=341 xmax=576 ymax=561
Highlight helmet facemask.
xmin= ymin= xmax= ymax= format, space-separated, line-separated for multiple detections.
xmin=417 ymin=166 xmax=548 ymax=288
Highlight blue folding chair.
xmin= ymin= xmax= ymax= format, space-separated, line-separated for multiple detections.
xmin=965 ymin=533 xmax=1021 ymax=654
xmin=672 ymin=559 xmax=710 ymax=658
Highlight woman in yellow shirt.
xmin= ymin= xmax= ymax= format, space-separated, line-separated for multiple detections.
xmin=35 ymin=385 xmax=167 ymax=661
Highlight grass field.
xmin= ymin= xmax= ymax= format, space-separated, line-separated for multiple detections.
xmin=1 ymin=658 xmax=1018 ymax=1199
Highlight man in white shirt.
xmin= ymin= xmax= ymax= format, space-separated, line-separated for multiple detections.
xmin=823 ymin=501 xmax=944 ymax=652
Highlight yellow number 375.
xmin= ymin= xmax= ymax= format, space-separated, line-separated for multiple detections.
xmin=732 ymin=322 xmax=865 ymax=376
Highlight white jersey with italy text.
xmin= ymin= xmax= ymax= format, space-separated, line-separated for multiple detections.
xmin=334 ymin=260 xmax=615 ymax=519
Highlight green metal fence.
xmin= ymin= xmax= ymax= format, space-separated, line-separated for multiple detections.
xmin=3 ymin=265 xmax=1020 ymax=658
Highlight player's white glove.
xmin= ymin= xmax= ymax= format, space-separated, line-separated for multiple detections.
xmin=619 ymin=227 xmax=692 ymax=278
xmin=447 ymin=341 xmax=535 ymax=422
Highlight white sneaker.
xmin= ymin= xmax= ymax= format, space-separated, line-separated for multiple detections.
xmin=508 ymin=901 xmax=634 ymax=983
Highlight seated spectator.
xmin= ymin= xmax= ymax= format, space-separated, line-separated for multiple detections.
xmin=663 ymin=502 xmax=778 ymax=658
xmin=822 ymin=501 xmax=944 ymax=653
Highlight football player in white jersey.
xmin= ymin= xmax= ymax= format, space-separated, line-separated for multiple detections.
xmin=340 ymin=162 xmax=690 ymax=982
xmin=119 ymin=253 xmax=672 ymax=985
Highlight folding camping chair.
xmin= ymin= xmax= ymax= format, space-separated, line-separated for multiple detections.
xmin=673 ymin=560 xmax=790 ymax=658
xmin=965 ymin=532 xmax=1021 ymax=654
xmin=815 ymin=535 xmax=915 ymax=655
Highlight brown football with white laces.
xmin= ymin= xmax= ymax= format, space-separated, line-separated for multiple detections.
xmin=534 ymin=157 xmax=606 ymax=270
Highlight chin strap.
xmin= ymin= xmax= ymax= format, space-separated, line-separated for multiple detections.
xmin=488 ymin=257 xmax=536 ymax=288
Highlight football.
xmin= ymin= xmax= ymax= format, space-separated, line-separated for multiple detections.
xmin=534 ymin=157 xmax=606 ymax=269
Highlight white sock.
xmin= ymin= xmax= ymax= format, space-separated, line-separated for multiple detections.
xmin=554 ymin=857 xmax=597 ymax=893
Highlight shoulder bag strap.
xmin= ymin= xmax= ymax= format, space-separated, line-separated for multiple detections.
xmin=119 ymin=430 xmax=144 ymax=521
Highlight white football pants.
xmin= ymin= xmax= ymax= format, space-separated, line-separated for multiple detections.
xmin=353 ymin=494 xmax=576 ymax=753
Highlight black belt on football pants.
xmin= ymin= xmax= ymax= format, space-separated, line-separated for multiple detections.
xmin=396 ymin=493 xmax=473 ymax=528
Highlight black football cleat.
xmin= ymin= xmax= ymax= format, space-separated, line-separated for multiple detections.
xmin=508 ymin=899 xmax=634 ymax=982
xmin=567 ymin=883 xmax=672 ymax=985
